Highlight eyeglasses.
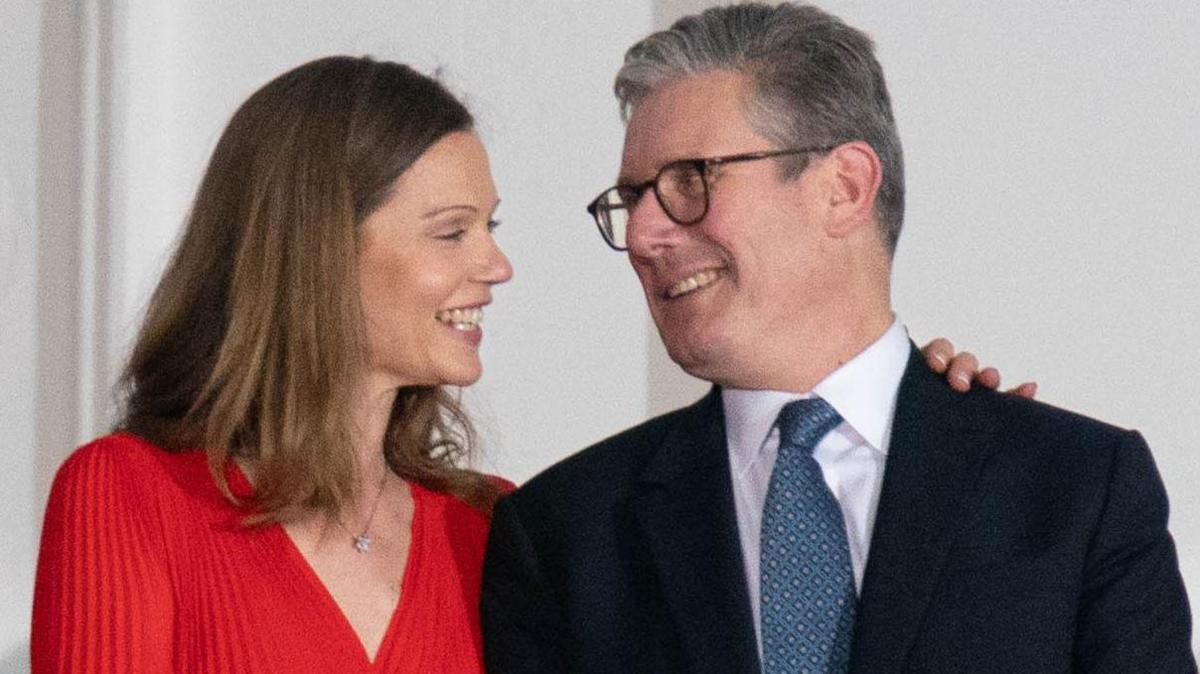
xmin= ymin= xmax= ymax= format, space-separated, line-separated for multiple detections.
xmin=585 ymin=146 xmax=835 ymax=251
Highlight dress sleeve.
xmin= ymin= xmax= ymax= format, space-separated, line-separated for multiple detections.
xmin=491 ymin=475 xmax=517 ymax=495
xmin=31 ymin=440 xmax=175 ymax=673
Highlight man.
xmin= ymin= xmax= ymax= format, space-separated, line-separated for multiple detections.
xmin=481 ymin=3 xmax=1194 ymax=672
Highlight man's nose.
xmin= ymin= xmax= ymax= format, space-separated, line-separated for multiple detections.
xmin=625 ymin=192 xmax=683 ymax=260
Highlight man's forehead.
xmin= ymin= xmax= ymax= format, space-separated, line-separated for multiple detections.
xmin=619 ymin=70 xmax=760 ymax=179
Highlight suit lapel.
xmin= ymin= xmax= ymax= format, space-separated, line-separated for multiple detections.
xmin=850 ymin=345 xmax=996 ymax=673
xmin=629 ymin=388 xmax=761 ymax=674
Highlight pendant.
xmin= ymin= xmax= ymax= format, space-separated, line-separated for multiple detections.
xmin=353 ymin=533 xmax=373 ymax=553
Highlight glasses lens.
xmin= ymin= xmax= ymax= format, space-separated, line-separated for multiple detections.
xmin=657 ymin=162 xmax=707 ymax=224
xmin=592 ymin=188 xmax=632 ymax=250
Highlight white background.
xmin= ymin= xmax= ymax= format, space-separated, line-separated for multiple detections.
xmin=2 ymin=1 xmax=1197 ymax=668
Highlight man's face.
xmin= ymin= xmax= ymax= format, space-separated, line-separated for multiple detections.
xmin=620 ymin=70 xmax=836 ymax=389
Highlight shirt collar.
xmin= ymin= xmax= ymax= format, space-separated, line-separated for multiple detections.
xmin=722 ymin=318 xmax=911 ymax=474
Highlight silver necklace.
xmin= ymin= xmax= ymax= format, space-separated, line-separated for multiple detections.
xmin=344 ymin=473 xmax=389 ymax=553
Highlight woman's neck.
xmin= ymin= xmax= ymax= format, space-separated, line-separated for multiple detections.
xmin=350 ymin=376 xmax=401 ymax=485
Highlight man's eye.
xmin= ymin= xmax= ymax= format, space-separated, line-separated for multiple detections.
xmin=436 ymin=229 xmax=466 ymax=241
xmin=615 ymin=186 xmax=644 ymax=206
xmin=487 ymin=219 xmax=501 ymax=232
xmin=669 ymin=169 xmax=705 ymax=197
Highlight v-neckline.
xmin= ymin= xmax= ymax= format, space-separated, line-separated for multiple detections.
xmin=274 ymin=481 xmax=424 ymax=668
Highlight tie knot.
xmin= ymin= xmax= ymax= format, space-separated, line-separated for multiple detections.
xmin=777 ymin=398 xmax=842 ymax=456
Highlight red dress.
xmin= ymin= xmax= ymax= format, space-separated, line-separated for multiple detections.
xmin=32 ymin=433 xmax=503 ymax=673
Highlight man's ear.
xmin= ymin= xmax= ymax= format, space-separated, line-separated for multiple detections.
xmin=823 ymin=141 xmax=882 ymax=238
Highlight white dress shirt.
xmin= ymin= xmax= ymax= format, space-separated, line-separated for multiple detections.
xmin=722 ymin=318 xmax=911 ymax=652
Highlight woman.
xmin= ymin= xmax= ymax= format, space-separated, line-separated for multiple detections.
xmin=33 ymin=55 xmax=510 ymax=672
xmin=31 ymin=55 xmax=1001 ymax=672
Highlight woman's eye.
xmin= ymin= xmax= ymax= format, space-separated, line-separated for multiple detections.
xmin=487 ymin=219 xmax=501 ymax=233
xmin=435 ymin=229 xmax=467 ymax=241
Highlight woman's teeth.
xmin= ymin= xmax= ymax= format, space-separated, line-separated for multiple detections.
xmin=436 ymin=307 xmax=482 ymax=331
xmin=666 ymin=269 xmax=721 ymax=299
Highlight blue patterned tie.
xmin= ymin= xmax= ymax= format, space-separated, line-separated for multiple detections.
xmin=760 ymin=398 xmax=855 ymax=674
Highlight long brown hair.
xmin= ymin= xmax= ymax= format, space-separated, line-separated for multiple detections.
xmin=119 ymin=56 xmax=500 ymax=521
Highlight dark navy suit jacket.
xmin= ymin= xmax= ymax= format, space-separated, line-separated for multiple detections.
xmin=482 ymin=346 xmax=1195 ymax=672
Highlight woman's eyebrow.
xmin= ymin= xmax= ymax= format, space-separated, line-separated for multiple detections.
xmin=422 ymin=204 xmax=478 ymax=219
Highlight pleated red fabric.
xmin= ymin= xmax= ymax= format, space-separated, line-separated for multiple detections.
xmin=32 ymin=433 xmax=500 ymax=673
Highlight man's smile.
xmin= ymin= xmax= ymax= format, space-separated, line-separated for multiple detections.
xmin=664 ymin=267 xmax=726 ymax=299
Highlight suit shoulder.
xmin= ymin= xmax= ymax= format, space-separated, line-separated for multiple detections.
xmin=903 ymin=353 xmax=1135 ymax=450
xmin=959 ymin=389 xmax=1154 ymax=486
xmin=973 ymin=388 xmax=1135 ymax=444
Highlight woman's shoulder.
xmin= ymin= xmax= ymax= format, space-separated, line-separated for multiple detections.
xmin=55 ymin=432 xmax=168 ymax=486
xmin=408 ymin=476 xmax=511 ymax=589
xmin=490 ymin=474 xmax=517 ymax=496
xmin=411 ymin=474 xmax=513 ymax=528
xmin=50 ymin=432 xmax=214 ymax=509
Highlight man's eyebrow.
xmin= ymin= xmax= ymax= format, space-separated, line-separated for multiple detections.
xmin=618 ymin=160 xmax=674 ymax=186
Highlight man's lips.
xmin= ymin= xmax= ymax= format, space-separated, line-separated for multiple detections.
xmin=663 ymin=267 xmax=725 ymax=299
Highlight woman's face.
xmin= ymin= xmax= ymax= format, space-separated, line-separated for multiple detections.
xmin=358 ymin=131 xmax=512 ymax=389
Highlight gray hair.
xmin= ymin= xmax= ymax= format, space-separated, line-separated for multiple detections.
xmin=615 ymin=2 xmax=905 ymax=255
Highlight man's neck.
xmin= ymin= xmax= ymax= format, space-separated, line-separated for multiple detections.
xmin=717 ymin=307 xmax=895 ymax=393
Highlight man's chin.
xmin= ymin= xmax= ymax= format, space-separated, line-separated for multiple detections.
xmin=663 ymin=338 xmax=733 ymax=384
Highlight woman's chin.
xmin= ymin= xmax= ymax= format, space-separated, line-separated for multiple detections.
xmin=437 ymin=361 xmax=483 ymax=388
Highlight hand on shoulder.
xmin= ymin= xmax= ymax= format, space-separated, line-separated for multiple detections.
xmin=920 ymin=337 xmax=1037 ymax=397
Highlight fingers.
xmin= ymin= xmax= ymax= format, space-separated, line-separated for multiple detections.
xmin=922 ymin=337 xmax=1030 ymax=396
xmin=946 ymin=351 xmax=978 ymax=392
xmin=1005 ymin=381 xmax=1038 ymax=399
xmin=921 ymin=338 xmax=954 ymax=373
xmin=975 ymin=366 xmax=1001 ymax=390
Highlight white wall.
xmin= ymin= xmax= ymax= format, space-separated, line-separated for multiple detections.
xmin=0 ymin=0 xmax=44 ymax=668
xmin=651 ymin=0 xmax=1200 ymax=653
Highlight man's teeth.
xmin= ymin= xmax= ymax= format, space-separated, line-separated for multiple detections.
xmin=436 ymin=307 xmax=483 ymax=331
xmin=666 ymin=269 xmax=721 ymax=298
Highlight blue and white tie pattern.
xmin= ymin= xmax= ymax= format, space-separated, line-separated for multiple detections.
xmin=760 ymin=398 xmax=855 ymax=674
